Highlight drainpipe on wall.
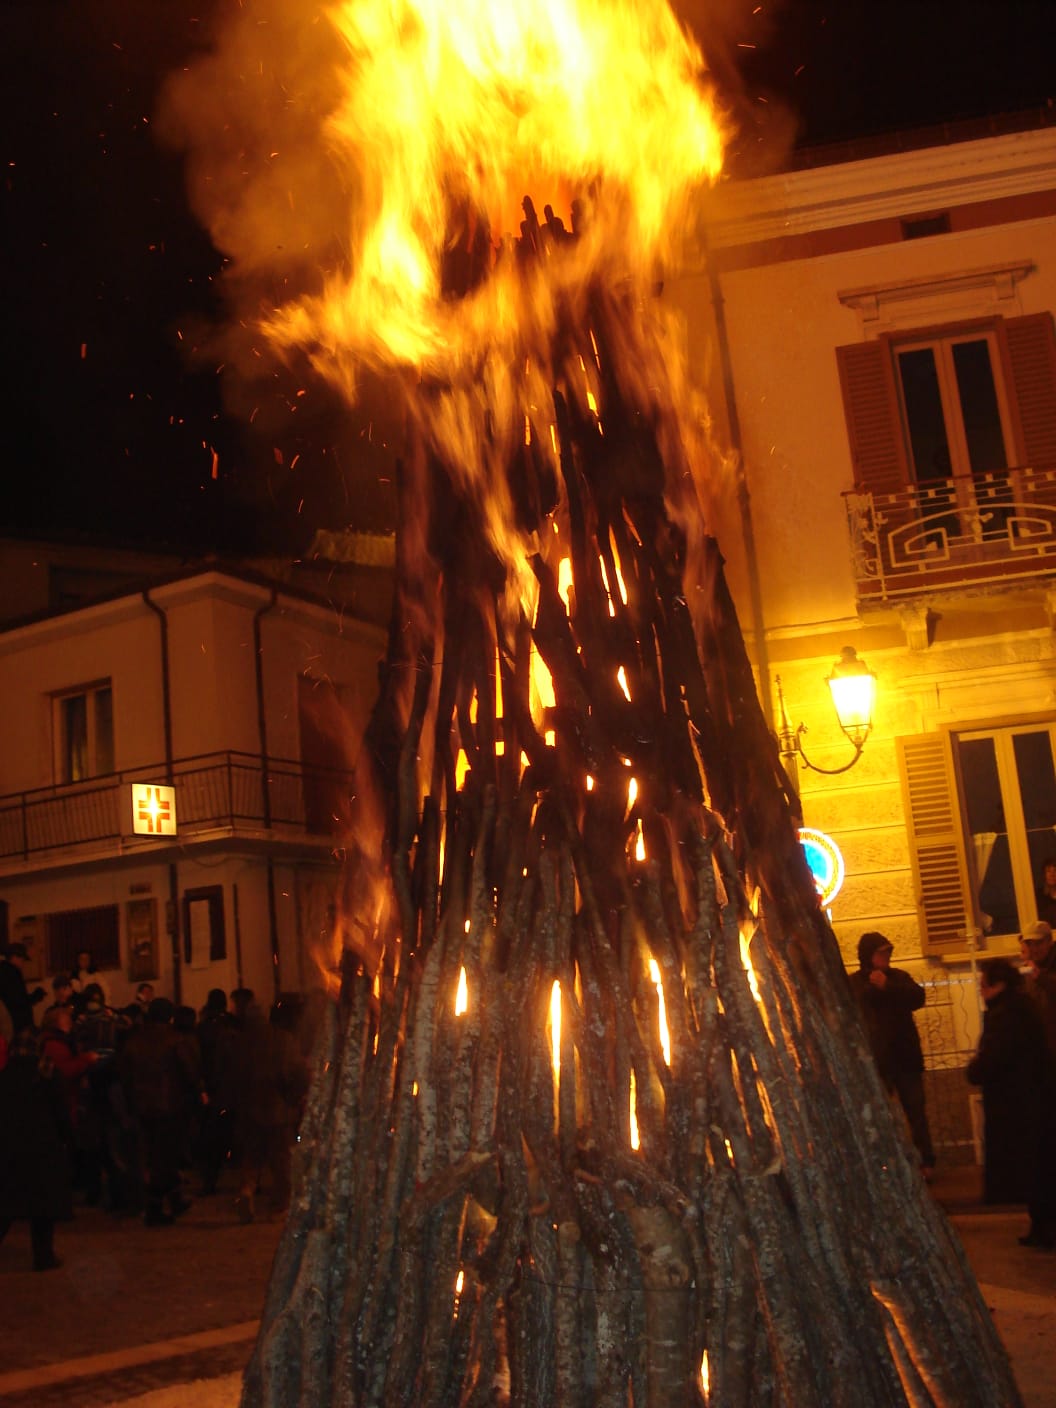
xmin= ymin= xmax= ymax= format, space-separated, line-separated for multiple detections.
xmin=704 ymin=243 xmax=775 ymax=730
xmin=253 ymin=587 xmax=282 ymax=1000
xmin=143 ymin=590 xmax=181 ymax=1004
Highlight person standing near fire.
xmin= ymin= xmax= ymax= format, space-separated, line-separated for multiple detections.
xmin=0 ymin=944 xmax=46 ymax=1035
xmin=967 ymin=957 xmax=1056 ymax=1247
xmin=849 ymin=931 xmax=936 ymax=1177
xmin=1034 ymin=860 xmax=1056 ymax=930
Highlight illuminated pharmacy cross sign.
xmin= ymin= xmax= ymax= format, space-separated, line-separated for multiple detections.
xmin=131 ymin=783 xmax=177 ymax=837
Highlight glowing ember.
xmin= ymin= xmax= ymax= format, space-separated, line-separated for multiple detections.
xmin=549 ymin=978 xmax=562 ymax=1080
xmin=739 ymin=926 xmax=762 ymax=1003
xmin=557 ymin=556 xmax=574 ymax=612
xmin=647 ymin=957 xmax=670 ymax=1065
xmin=454 ymin=965 xmax=468 ymax=1015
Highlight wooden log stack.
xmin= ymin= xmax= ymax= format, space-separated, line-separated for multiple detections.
xmin=241 ymin=201 xmax=1022 ymax=1407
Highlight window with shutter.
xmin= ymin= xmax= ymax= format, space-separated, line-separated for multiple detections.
xmin=837 ymin=313 xmax=1056 ymax=496
xmin=835 ymin=341 xmax=909 ymax=495
xmin=1004 ymin=312 xmax=1056 ymax=470
xmin=954 ymin=723 xmax=1056 ymax=938
xmin=840 ymin=313 xmax=1056 ymax=595
xmin=897 ymin=733 xmax=974 ymax=954
xmin=898 ymin=725 xmax=1056 ymax=953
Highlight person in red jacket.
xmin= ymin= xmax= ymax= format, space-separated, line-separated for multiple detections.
xmin=38 ymin=1005 xmax=97 ymax=1128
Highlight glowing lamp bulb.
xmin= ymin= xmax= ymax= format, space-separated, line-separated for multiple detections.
xmin=827 ymin=646 xmax=876 ymax=747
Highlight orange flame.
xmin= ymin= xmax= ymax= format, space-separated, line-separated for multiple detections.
xmin=739 ymin=926 xmax=762 ymax=1004
xmin=263 ymin=0 xmax=725 ymax=382
xmin=554 ymin=985 xmax=563 ymax=1081
xmin=647 ymin=957 xmax=670 ymax=1065
xmin=455 ymin=965 xmax=469 ymax=1015
xmin=233 ymin=0 xmax=726 ymax=618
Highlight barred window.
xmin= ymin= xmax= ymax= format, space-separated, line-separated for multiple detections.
xmin=46 ymin=904 xmax=120 ymax=977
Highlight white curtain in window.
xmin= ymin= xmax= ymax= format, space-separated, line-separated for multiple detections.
xmin=971 ymin=831 xmax=998 ymax=932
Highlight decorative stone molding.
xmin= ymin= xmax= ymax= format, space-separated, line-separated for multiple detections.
xmin=837 ymin=259 xmax=1034 ymax=337
xmin=899 ymin=603 xmax=934 ymax=651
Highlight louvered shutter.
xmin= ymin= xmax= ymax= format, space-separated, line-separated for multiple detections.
xmin=897 ymin=733 xmax=975 ymax=955
xmin=1004 ymin=313 xmax=1056 ymax=470
xmin=835 ymin=340 xmax=910 ymax=494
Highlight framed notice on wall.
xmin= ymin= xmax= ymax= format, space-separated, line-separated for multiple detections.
xmin=183 ymin=886 xmax=226 ymax=970
xmin=127 ymin=898 xmax=159 ymax=982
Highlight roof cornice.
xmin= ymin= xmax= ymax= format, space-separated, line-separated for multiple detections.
xmin=701 ymin=127 xmax=1056 ymax=251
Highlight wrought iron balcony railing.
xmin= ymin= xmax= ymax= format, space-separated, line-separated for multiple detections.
xmin=0 ymin=751 xmax=355 ymax=864
xmin=843 ymin=465 xmax=1056 ymax=604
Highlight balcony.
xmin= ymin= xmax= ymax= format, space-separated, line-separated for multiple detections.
xmin=844 ymin=465 xmax=1056 ymax=604
xmin=0 ymin=751 xmax=354 ymax=869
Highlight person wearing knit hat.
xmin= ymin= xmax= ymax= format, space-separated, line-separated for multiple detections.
xmin=849 ymin=931 xmax=935 ymax=1177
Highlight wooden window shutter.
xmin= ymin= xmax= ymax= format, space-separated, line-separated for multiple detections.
xmin=836 ymin=340 xmax=910 ymax=494
xmin=1003 ymin=312 xmax=1056 ymax=470
xmin=897 ymin=733 xmax=975 ymax=954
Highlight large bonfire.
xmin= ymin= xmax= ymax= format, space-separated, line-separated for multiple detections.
xmin=168 ymin=0 xmax=1021 ymax=1402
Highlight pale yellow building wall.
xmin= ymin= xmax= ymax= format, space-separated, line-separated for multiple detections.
xmin=0 ymin=600 xmax=166 ymax=793
xmin=0 ymin=569 xmax=386 ymax=1004
xmin=668 ymin=128 xmax=1056 ymax=1087
xmin=701 ymin=215 xmax=1056 ymax=633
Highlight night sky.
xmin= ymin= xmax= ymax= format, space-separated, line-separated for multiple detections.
xmin=1 ymin=0 xmax=1053 ymax=556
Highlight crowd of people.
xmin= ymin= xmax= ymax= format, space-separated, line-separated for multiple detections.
xmin=0 ymin=945 xmax=317 ymax=1271
xmin=5 ymin=862 xmax=1056 ymax=1272
xmin=849 ymin=862 xmax=1056 ymax=1252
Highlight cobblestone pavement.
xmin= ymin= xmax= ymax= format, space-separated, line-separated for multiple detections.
xmin=1 ymin=1165 xmax=1054 ymax=1407
xmin=0 ymin=1179 xmax=281 ymax=1405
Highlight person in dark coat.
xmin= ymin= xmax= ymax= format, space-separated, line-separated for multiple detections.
xmin=849 ymin=931 xmax=935 ymax=1173
xmin=232 ymin=1002 xmax=309 ymax=1222
xmin=1021 ymin=920 xmax=1056 ymax=1057
xmin=196 ymin=989 xmax=236 ymax=1195
xmin=0 ymin=1027 xmax=72 ymax=1270
xmin=119 ymin=997 xmax=202 ymax=1225
xmin=0 ymin=943 xmax=46 ymax=1034
xmin=1035 ymin=861 xmax=1056 ymax=930
xmin=967 ymin=957 xmax=1056 ymax=1246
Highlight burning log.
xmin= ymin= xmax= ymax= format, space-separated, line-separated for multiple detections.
xmin=239 ymin=197 xmax=1022 ymax=1406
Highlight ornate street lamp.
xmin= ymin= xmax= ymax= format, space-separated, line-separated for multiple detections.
xmin=776 ymin=646 xmax=877 ymax=781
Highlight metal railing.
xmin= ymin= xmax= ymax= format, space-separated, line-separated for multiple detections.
xmin=844 ymin=464 xmax=1056 ymax=603
xmin=0 ymin=751 xmax=355 ymax=863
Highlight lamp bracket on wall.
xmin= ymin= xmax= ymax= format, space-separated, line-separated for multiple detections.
xmin=775 ymin=648 xmax=877 ymax=780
